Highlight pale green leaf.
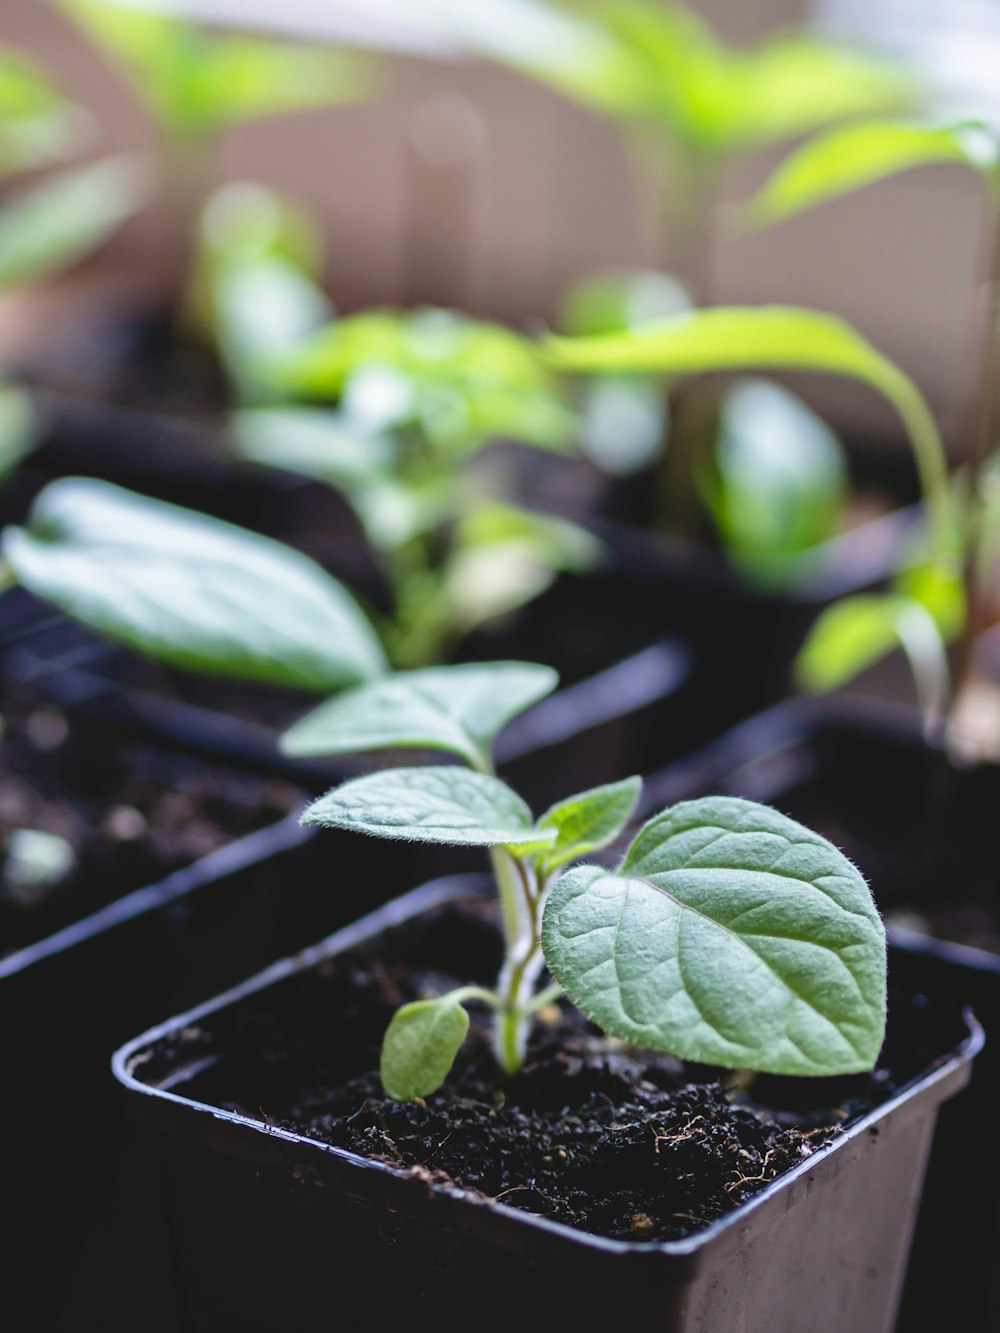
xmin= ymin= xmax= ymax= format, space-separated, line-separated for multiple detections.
xmin=0 ymin=48 xmax=85 ymax=175
xmin=2 ymin=477 xmax=386 ymax=691
xmin=533 ymin=776 xmax=642 ymax=876
xmin=281 ymin=661 xmax=558 ymax=765
xmin=703 ymin=379 xmax=847 ymax=584
xmin=746 ymin=119 xmax=999 ymax=226
xmin=542 ymin=795 xmax=886 ymax=1076
xmin=795 ymin=593 xmax=919 ymax=693
xmin=0 ymin=382 xmax=39 ymax=483
xmin=544 ymin=305 xmax=950 ymax=555
xmin=58 ymin=0 xmax=371 ymax=137
xmin=230 ymin=407 xmax=396 ymax=485
xmin=0 ymin=154 xmax=151 ymax=289
xmin=380 ymin=997 xmax=470 ymax=1100
xmin=794 ymin=589 xmax=951 ymax=727
xmin=301 ymin=765 xmax=556 ymax=849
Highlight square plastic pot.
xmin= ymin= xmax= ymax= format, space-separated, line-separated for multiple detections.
xmin=111 ymin=873 xmax=980 ymax=1333
xmin=634 ymin=693 xmax=1000 ymax=1331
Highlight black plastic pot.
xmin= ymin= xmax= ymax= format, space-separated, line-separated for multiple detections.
xmin=635 ymin=693 xmax=1000 ymax=1331
xmin=111 ymin=872 xmax=980 ymax=1333
xmin=1 ymin=633 xmax=704 ymax=1331
xmin=0 ymin=580 xmax=695 ymax=798
xmin=516 ymin=500 xmax=925 ymax=736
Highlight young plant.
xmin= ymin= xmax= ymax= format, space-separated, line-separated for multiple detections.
xmin=230 ymin=304 xmax=595 ymax=667
xmin=287 ymin=660 xmax=888 ymax=1097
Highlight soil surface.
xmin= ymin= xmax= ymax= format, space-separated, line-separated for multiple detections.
xmin=0 ymin=685 xmax=306 ymax=955
xmin=154 ymin=894 xmax=967 ymax=1245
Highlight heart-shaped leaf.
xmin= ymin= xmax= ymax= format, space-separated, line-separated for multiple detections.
xmin=301 ymin=766 xmax=556 ymax=850
xmin=3 ymin=477 xmax=386 ymax=691
xmin=533 ymin=776 xmax=642 ymax=876
xmin=542 ymin=796 xmax=886 ymax=1076
xmin=380 ymin=997 xmax=470 ymax=1101
xmin=282 ymin=661 xmax=557 ymax=767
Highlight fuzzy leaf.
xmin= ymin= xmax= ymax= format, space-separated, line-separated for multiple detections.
xmin=281 ymin=661 xmax=558 ymax=765
xmin=746 ymin=119 xmax=999 ymax=225
xmin=533 ymin=776 xmax=642 ymax=875
xmin=301 ymin=766 xmax=556 ymax=850
xmin=542 ymin=796 xmax=886 ymax=1076
xmin=380 ymin=998 xmax=470 ymax=1101
xmin=3 ymin=477 xmax=386 ymax=691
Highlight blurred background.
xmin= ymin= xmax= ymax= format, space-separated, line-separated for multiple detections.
xmin=1 ymin=0 xmax=990 ymax=455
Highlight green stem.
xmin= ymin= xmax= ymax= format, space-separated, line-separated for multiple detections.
xmin=952 ymin=182 xmax=1000 ymax=708
xmin=490 ymin=852 xmax=545 ymax=1075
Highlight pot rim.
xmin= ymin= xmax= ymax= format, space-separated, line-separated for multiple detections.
xmin=111 ymin=870 xmax=984 ymax=1263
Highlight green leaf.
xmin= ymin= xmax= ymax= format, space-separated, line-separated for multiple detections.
xmin=380 ymin=997 xmax=470 ymax=1101
xmin=542 ymin=795 xmax=886 ymax=1076
xmin=444 ymin=503 xmax=601 ymax=638
xmin=278 ymin=307 xmax=575 ymax=454
xmin=230 ymin=407 xmax=396 ymax=485
xmin=0 ymin=48 xmax=84 ymax=176
xmin=745 ymin=119 xmax=1000 ymax=226
xmin=0 ymin=154 xmax=151 ymax=290
xmin=533 ymin=776 xmax=642 ymax=876
xmin=0 ymin=382 xmax=39 ymax=483
xmin=281 ymin=661 xmax=558 ymax=766
xmin=58 ymin=0 xmax=371 ymax=138
xmin=301 ymin=765 xmax=556 ymax=850
xmin=544 ymin=305 xmax=950 ymax=557
xmin=702 ymin=379 xmax=848 ymax=584
xmin=793 ymin=592 xmax=948 ymax=694
xmin=2 ymin=478 xmax=386 ymax=691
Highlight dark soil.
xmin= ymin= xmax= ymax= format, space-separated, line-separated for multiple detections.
xmin=0 ymin=684 xmax=306 ymax=955
xmin=151 ymin=893 xmax=965 ymax=1245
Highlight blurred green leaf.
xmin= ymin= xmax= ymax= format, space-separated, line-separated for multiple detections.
xmin=0 ymin=382 xmax=39 ymax=484
xmin=745 ymin=119 xmax=1000 ymax=225
xmin=701 ymin=379 xmax=848 ymax=586
xmin=445 ymin=502 xmax=601 ymax=636
xmin=192 ymin=181 xmax=333 ymax=401
xmin=0 ymin=48 xmax=86 ymax=176
xmin=58 ymin=0 xmax=373 ymax=138
xmin=557 ymin=266 xmax=691 ymax=337
xmin=280 ymin=307 xmax=576 ymax=454
xmin=545 ymin=305 xmax=951 ymax=557
xmin=463 ymin=1 xmax=914 ymax=155
xmin=0 ymin=154 xmax=151 ymax=290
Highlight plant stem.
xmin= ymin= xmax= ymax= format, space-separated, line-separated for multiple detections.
xmin=952 ymin=182 xmax=1000 ymax=711
xmin=489 ymin=851 xmax=545 ymax=1074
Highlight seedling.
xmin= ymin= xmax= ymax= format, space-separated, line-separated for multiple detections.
xmin=230 ymin=304 xmax=594 ymax=667
xmin=468 ymin=1 xmax=992 ymax=585
xmin=289 ymin=660 xmax=887 ymax=1097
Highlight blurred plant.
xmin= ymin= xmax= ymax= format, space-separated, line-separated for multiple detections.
xmin=791 ymin=123 xmax=1000 ymax=752
xmin=544 ymin=300 xmax=964 ymax=723
xmin=233 ymin=304 xmax=595 ymax=666
xmin=0 ymin=44 xmax=152 ymax=479
xmin=51 ymin=0 xmax=375 ymax=317
xmin=461 ymin=0 xmax=993 ymax=579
